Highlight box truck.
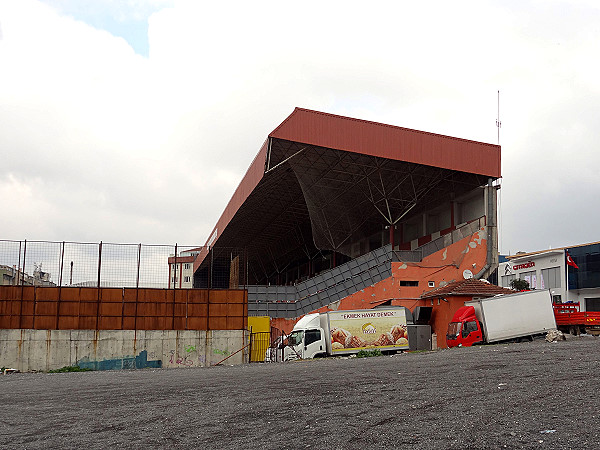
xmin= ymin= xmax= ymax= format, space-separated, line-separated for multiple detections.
xmin=553 ymin=302 xmax=600 ymax=336
xmin=283 ymin=307 xmax=423 ymax=361
xmin=446 ymin=290 xmax=557 ymax=348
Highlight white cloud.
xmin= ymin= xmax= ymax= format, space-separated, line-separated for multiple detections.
xmin=1 ymin=0 xmax=599 ymax=254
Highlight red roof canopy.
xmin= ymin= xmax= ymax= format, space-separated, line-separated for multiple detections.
xmin=204 ymin=108 xmax=500 ymax=249
xmin=197 ymin=108 xmax=501 ymax=285
xmin=271 ymin=108 xmax=501 ymax=177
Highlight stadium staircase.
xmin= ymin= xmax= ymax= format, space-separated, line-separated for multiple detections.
xmin=248 ymin=218 xmax=484 ymax=318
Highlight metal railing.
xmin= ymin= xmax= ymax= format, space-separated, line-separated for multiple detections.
xmin=247 ymin=217 xmax=487 ymax=318
xmin=393 ymin=216 xmax=486 ymax=263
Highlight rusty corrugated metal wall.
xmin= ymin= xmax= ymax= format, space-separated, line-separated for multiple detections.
xmin=0 ymin=286 xmax=247 ymax=331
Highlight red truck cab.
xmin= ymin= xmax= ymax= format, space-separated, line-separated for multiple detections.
xmin=446 ymin=306 xmax=484 ymax=347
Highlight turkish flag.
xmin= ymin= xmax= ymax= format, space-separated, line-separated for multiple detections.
xmin=566 ymin=251 xmax=579 ymax=269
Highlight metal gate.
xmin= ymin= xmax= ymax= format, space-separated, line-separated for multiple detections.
xmin=250 ymin=328 xmax=286 ymax=362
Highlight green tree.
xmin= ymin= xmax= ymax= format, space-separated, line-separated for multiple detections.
xmin=509 ymin=278 xmax=530 ymax=291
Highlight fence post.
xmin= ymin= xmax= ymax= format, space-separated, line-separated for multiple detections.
xmin=97 ymin=241 xmax=102 ymax=288
xmin=96 ymin=241 xmax=102 ymax=330
xmin=134 ymin=244 xmax=141 ymax=331
xmin=18 ymin=240 xmax=23 ymax=328
xmin=22 ymin=240 xmax=28 ymax=327
xmin=248 ymin=326 xmax=253 ymax=363
xmin=56 ymin=241 xmax=65 ymax=329
xmin=136 ymin=244 xmax=141 ymax=289
xmin=173 ymin=243 xmax=177 ymax=330
xmin=16 ymin=241 xmax=22 ymax=286
xmin=207 ymin=248 xmax=212 ymax=331
xmin=21 ymin=239 xmax=27 ymax=286
xmin=207 ymin=288 xmax=210 ymax=331
xmin=59 ymin=241 xmax=65 ymax=286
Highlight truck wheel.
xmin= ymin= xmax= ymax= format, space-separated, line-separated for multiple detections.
xmin=569 ymin=326 xmax=577 ymax=336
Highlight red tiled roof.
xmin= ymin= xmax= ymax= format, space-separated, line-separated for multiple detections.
xmin=420 ymin=278 xmax=514 ymax=299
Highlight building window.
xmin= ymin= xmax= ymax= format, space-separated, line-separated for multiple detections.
xmin=585 ymin=298 xmax=600 ymax=311
xmin=501 ymin=274 xmax=515 ymax=288
xmin=520 ymin=270 xmax=536 ymax=288
xmin=184 ymin=264 xmax=190 ymax=270
xmin=400 ymin=280 xmax=418 ymax=287
xmin=184 ymin=276 xmax=190 ymax=283
xmin=541 ymin=267 xmax=561 ymax=289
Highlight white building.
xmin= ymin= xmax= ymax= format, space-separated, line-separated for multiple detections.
xmin=499 ymin=241 xmax=600 ymax=312
xmin=168 ymin=248 xmax=203 ymax=289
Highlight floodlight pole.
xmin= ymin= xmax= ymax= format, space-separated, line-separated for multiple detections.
xmin=496 ymin=90 xmax=501 ymax=145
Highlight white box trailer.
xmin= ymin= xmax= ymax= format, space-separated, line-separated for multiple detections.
xmin=465 ymin=290 xmax=557 ymax=343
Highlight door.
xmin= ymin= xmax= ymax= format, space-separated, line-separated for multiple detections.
xmin=461 ymin=320 xmax=483 ymax=346
xmin=303 ymin=328 xmax=324 ymax=358
xmin=284 ymin=330 xmax=304 ymax=361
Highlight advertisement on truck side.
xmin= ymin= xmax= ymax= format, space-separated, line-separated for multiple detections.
xmin=328 ymin=309 xmax=409 ymax=352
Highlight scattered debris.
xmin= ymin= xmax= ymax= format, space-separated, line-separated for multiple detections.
xmin=540 ymin=429 xmax=557 ymax=434
xmin=546 ymin=329 xmax=566 ymax=342
xmin=2 ymin=368 xmax=20 ymax=375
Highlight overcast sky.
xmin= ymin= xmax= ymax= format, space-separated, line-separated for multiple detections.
xmin=1 ymin=0 xmax=599 ymax=255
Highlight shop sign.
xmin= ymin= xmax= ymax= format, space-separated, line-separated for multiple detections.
xmin=513 ymin=261 xmax=535 ymax=271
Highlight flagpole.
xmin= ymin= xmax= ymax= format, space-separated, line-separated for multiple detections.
xmin=566 ymin=248 xmax=569 ymax=303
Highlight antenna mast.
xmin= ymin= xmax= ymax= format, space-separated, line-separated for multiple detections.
xmin=496 ymin=90 xmax=501 ymax=145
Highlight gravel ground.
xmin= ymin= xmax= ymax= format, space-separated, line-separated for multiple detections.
xmin=1 ymin=335 xmax=599 ymax=449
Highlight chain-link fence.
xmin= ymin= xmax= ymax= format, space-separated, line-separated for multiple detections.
xmin=0 ymin=240 xmax=247 ymax=289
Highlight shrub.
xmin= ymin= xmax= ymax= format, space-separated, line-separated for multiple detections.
xmin=509 ymin=279 xmax=530 ymax=291
xmin=48 ymin=365 xmax=93 ymax=373
xmin=356 ymin=349 xmax=383 ymax=358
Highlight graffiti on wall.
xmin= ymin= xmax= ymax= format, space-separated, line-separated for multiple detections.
xmin=213 ymin=348 xmax=230 ymax=356
xmin=168 ymin=345 xmax=208 ymax=366
xmin=169 ymin=350 xmax=194 ymax=366
xmin=77 ymin=350 xmax=162 ymax=371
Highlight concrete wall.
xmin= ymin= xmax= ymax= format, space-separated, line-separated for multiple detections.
xmin=0 ymin=329 xmax=249 ymax=372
